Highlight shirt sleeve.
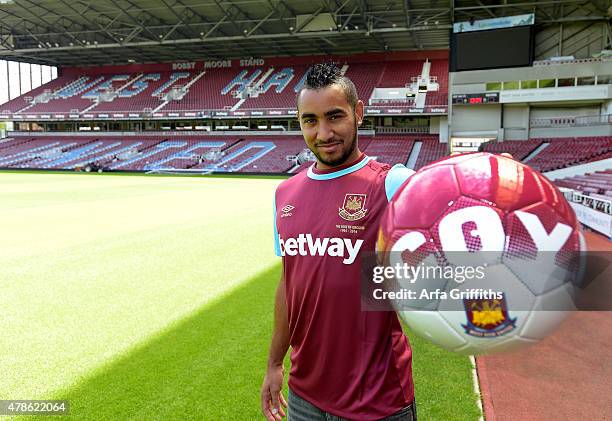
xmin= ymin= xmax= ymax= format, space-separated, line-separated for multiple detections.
xmin=273 ymin=190 xmax=282 ymax=256
xmin=385 ymin=164 xmax=416 ymax=202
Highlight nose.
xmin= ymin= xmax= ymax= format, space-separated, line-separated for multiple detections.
xmin=317 ymin=120 xmax=335 ymax=142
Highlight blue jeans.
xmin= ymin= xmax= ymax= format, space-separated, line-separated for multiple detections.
xmin=287 ymin=388 xmax=417 ymax=421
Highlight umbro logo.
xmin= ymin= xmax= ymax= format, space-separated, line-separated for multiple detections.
xmin=281 ymin=204 xmax=294 ymax=217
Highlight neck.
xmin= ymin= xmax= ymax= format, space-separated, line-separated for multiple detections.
xmin=316 ymin=148 xmax=362 ymax=171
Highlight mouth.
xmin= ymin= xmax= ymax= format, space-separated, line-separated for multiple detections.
xmin=317 ymin=141 xmax=342 ymax=153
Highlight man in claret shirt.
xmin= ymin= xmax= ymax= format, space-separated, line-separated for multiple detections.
xmin=261 ymin=62 xmax=417 ymax=421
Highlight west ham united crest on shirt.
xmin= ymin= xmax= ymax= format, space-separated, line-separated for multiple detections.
xmin=273 ymin=154 xmax=417 ymax=420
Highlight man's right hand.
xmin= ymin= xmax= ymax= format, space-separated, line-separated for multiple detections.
xmin=261 ymin=364 xmax=288 ymax=421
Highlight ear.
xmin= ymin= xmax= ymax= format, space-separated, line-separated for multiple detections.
xmin=355 ymin=100 xmax=364 ymax=125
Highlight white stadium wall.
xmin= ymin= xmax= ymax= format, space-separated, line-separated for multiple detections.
xmin=452 ymin=61 xmax=612 ymax=85
xmin=530 ymin=124 xmax=612 ymax=138
xmin=529 ymin=104 xmax=612 ymax=138
xmin=503 ymin=105 xmax=530 ymax=140
xmin=429 ymin=116 xmax=449 ymax=143
xmin=451 ymin=103 xmax=501 ymax=135
xmin=450 ymin=60 xmax=611 ymax=140
xmin=530 ymin=106 xmax=602 ymax=119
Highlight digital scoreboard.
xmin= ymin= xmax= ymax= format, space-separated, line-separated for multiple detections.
xmin=452 ymin=93 xmax=499 ymax=104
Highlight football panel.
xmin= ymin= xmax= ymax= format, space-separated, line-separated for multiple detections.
xmin=520 ymin=282 xmax=576 ymax=340
xmin=390 ymin=164 xmax=461 ymax=230
xmin=398 ymin=310 xmax=467 ymax=351
xmin=454 ymin=153 xmax=543 ymax=212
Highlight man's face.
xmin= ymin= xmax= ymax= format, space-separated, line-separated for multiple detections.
xmin=298 ymin=84 xmax=364 ymax=168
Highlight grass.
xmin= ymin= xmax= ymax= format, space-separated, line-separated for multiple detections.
xmin=0 ymin=172 xmax=480 ymax=420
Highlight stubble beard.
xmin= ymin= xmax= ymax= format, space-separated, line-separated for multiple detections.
xmin=311 ymin=120 xmax=358 ymax=168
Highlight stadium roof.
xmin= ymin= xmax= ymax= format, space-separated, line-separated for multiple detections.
xmin=0 ymin=0 xmax=610 ymax=66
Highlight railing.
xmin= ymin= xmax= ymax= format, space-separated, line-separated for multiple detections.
xmin=6 ymin=130 xmax=308 ymax=137
xmin=560 ymin=187 xmax=612 ymax=215
xmin=375 ymin=126 xmax=430 ymax=134
xmin=369 ymin=98 xmax=414 ymax=105
xmin=0 ymin=105 xmax=449 ymax=120
xmin=534 ymin=57 xmax=612 ymax=66
xmin=530 ymin=114 xmax=612 ymax=128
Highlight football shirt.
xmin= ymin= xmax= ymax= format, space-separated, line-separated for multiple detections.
xmin=273 ymin=153 xmax=415 ymax=420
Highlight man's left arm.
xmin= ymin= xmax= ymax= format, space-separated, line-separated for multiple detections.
xmin=385 ymin=164 xmax=416 ymax=201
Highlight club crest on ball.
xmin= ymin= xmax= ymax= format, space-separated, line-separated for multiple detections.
xmin=461 ymin=294 xmax=517 ymax=337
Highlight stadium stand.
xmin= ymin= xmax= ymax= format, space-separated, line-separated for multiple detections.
xmin=89 ymin=73 xmax=167 ymax=113
xmin=0 ymin=76 xmax=71 ymax=114
xmin=237 ymin=65 xmax=312 ymax=110
xmin=413 ymin=137 xmax=448 ymax=169
xmin=0 ymin=56 xmax=450 ymax=118
xmin=1 ymin=54 xmax=608 ymax=178
xmin=236 ymin=137 xmax=306 ymax=173
xmin=481 ymin=139 xmax=543 ymax=161
xmin=377 ymin=61 xmax=422 ymax=88
xmin=555 ymin=170 xmax=612 ymax=197
xmin=481 ymin=137 xmax=612 ymax=172
xmin=25 ymin=76 xmax=105 ymax=114
xmin=525 ymin=137 xmax=612 ymax=172
xmin=345 ymin=62 xmax=386 ymax=102
xmin=0 ymin=134 xmax=447 ymax=173
xmin=361 ymin=135 xmax=415 ymax=165
xmin=159 ymin=70 xmax=238 ymax=112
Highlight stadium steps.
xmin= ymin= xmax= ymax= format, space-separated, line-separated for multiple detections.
xmin=94 ymin=142 xmax=144 ymax=166
xmin=207 ymin=141 xmax=276 ymax=172
xmin=231 ymin=98 xmax=246 ymax=111
xmin=231 ymin=68 xmax=275 ymax=111
xmin=220 ymin=139 xmax=243 ymax=152
xmin=81 ymin=101 xmax=100 ymax=114
xmin=406 ymin=141 xmax=422 ymax=169
xmin=362 ymin=137 xmax=415 ymax=165
xmin=59 ymin=138 xmax=99 ymax=154
xmin=147 ymin=141 xmax=226 ymax=170
xmin=0 ymin=140 xmax=63 ymax=164
xmin=153 ymin=71 xmax=207 ymax=113
xmin=51 ymin=141 xmax=129 ymax=169
xmin=519 ymin=137 xmax=612 ymax=172
xmin=523 ymin=142 xmax=550 ymax=162
xmin=114 ymin=140 xmax=187 ymax=170
xmin=76 ymin=72 xmax=146 ymax=113
xmin=181 ymin=141 xmax=231 ymax=169
xmin=22 ymin=140 xmax=94 ymax=168
xmin=188 ymin=139 xmax=248 ymax=170
xmin=14 ymin=77 xmax=86 ymax=115
xmin=413 ymin=138 xmax=447 ymax=170
xmin=237 ymin=137 xmax=306 ymax=173
xmin=12 ymin=142 xmax=78 ymax=168
xmin=152 ymin=100 xmax=169 ymax=113
xmin=137 ymin=138 xmax=168 ymax=153
xmin=183 ymin=71 xmax=206 ymax=90
xmin=0 ymin=137 xmax=34 ymax=151
xmin=118 ymin=73 xmax=144 ymax=92
xmin=481 ymin=139 xmax=543 ymax=161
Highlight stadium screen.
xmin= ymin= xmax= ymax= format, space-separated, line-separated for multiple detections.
xmin=450 ymin=26 xmax=534 ymax=72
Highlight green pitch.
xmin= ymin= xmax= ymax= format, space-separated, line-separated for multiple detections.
xmin=0 ymin=172 xmax=480 ymax=420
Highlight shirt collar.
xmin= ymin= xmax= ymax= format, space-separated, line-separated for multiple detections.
xmin=307 ymin=153 xmax=370 ymax=180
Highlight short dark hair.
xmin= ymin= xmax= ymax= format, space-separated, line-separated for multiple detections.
xmin=296 ymin=62 xmax=358 ymax=110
